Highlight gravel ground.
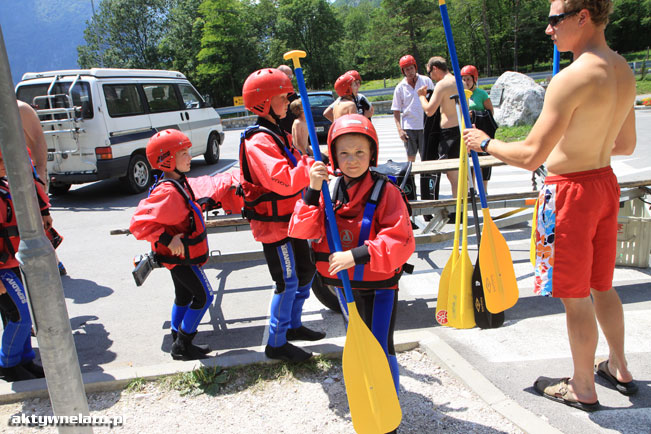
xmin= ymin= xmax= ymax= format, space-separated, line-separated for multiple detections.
xmin=0 ymin=348 xmax=523 ymax=433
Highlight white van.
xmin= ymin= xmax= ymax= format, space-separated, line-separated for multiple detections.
xmin=15 ymin=68 xmax=225 ymax=194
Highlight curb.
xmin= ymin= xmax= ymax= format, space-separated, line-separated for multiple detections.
xmin=420 ymin=330 xmax=562 ymax=434
xmin=0 ymin=333 xmax=420 ymax=405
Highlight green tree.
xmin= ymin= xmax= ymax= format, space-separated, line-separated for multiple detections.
xmin=159 ymin=0 xmax=203 ymax=84
xmin=607 ymin=0 xmax=651 ymax=53
xmin=197 ymin=0 xmax=260 ymax=105
xmin=275 ymin=0 xmax=342 ymax=89
xmin=78 ymin=0 xmax=171 ymax=69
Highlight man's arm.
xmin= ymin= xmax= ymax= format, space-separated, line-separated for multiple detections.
xmin=393 ymin=111 xmax=407 ymax=142
xmin=464 ymin=71 xmax=580 ymax=171
xmin=18 ymin=101 xmax=48 ymax=182
xmin=417 ymin=83 xmax=444 ymax=117
xmin=323 ymin=102 xmax=334 ymax=122
xmin=611 ymin=106 xmax=636 ymax=156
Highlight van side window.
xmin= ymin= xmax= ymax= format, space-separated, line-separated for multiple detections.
xmin=144 ymin=84 xmax=182 ymax=113
xmin=104 ymin=84 xmax=145 ymax=117
xmin=178 ymin=84 xmax=204 ymax=109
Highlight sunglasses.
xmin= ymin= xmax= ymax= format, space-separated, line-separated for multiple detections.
xmin=548 ymin=10 xmax=579 ymax=27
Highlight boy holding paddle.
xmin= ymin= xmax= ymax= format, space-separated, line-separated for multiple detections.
xmin=289 ymin=114 xmax=415 ymax=395
xmin=464 ymin=0 xmax=637 ymax=411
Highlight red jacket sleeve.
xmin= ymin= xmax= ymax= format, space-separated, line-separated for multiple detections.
xmin=187 ymin=171 xmax=243 ymax=215
xmin=366 ymin=184 xmax=415 ymax=273
xmin=129 ymin=183 xmax=189 ymax=245
xmin=246 ymin=133 xmax=313 ymax=196
xmin=288 ymin=197 xmax=327 ymax=241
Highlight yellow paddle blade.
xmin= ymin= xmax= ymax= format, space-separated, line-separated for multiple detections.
xmin=479 ymin=209 xmax=519 ymax=313
xmin=343 ymin=302 xmax=401 ymax=434
xmin=530 ymin=198 xmax=539 ymax=267
xmin=436 ymin=251 xmax=458 ymax=326
xmin=448 ymin=252 xmax=475 ymax=329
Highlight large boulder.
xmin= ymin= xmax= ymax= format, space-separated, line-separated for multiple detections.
xmin=490 ymin=71 xmax=545 ymax=127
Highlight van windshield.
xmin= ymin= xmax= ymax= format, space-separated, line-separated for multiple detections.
xmin=16 ymin=81 xmax=93 ymax=119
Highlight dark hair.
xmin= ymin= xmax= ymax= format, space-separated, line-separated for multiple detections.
xmin=426 ymin=56 xmax=448 ymax=73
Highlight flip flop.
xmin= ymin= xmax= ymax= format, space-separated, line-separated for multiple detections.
xmin=533 ymin=376 xmax=601 ymax=412
xmin=595 ymin=360 xmax=638 ymax=396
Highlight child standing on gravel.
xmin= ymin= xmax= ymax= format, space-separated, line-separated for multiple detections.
xmin=130 ymin=129 xmax=241 ymax=361
xmin=289 ymin=114 xmax=415 ymax=393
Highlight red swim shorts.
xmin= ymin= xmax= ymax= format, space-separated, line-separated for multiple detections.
xmin=534 ymin=166 xmax=620 ymax=298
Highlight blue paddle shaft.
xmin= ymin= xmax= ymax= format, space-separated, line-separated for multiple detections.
xmin=553 ymin=46 xmax=560 ymax=76
xmin=439 ymin=1 xmax=488 ymax=209
xmin=293 ymin=67 xmax=355 ymax=303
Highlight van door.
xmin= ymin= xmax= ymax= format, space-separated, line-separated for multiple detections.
xmin=101 ymin=82 xmax=154 ymax=158
xmin=176 ymin=82 xmax=216 ymax=155
xmin=141 ymin=83 xmax=194 ymax=151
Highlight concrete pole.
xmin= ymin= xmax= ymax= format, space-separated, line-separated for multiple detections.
xmin=0 ymin=25 xmax=92 ymax=433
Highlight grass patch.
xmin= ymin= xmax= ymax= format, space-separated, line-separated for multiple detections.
xmin=360 ymin=77 xmax=402 ymax=91
xmin=125 ymin=377 xmax=148 ymax=393
xmin=496 ymin=125 xmax=533 ymax=142
xmin=636 ymin=75 xmax=651 ymax=95
xmin=160 ymin=356 xmax=338 ymax=397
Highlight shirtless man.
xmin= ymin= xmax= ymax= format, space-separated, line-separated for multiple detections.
xmin=464 ymin=0 xmax=637 ymax=411
xmin=417 ymin=57 xmax=460 ymax=199
xmin=331 ymin=72 xmax=359 ymax=120
xmin=17 ymin=100 xmax=48 ymax=186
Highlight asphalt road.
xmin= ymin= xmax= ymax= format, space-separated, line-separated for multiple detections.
xmin=29 ymin=110 xmax=651 ymax=433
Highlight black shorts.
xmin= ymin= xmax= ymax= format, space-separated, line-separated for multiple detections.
xmin=438 ymin=127 xmax=461 ymax=160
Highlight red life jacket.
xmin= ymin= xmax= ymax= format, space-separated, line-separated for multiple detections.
xmin=152 ymin=178 xmax=209 ymax=267
xmin=312 ymin=172 xmax=412 ymax=289
xmin=0 ymin=181 xmax=20 ymax=268
xmin=238 ymin=125 xmax=301 ymax=223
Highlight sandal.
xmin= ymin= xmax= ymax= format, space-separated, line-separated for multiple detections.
xmin=595 ymin=360 xmax=638 ymax=396
xmin=534 ymin=376 xmax=600 ymax=412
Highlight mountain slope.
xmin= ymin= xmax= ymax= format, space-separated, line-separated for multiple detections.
xmin=0 ymin=0 xmax=94 ymax=84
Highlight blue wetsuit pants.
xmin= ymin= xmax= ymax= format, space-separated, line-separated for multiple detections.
xmin=0 ymin=268 xmax=35 ymax=368
xmin=169 ymin=265 xmax=214 ymax=335
xmin=336 ymin=287 xmax=400 ymax=393
xmin=263 ymin=238 xmax=316 ymax=348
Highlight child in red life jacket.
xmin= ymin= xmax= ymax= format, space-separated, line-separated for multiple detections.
xmin=240 ymin=68 xmax=325 ymax=363
xmin=129 ymin=129 xmax=241 ymax=361
xmin=0 ymin=149 xmax=50 ymax=382
xmin=289 ymin=114 xmax=415 ymax=392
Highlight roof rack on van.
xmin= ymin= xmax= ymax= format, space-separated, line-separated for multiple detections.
xmin=21 ymin=68 xmax=186 ymax=81
xmin=31 ymin=73 xmax=85 ymax=155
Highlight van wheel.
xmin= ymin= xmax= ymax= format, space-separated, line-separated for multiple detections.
xmin=49 ymin=182 xmax=71 ymax=196
xmin=122 ymin=154 xmax=152 ymax=194
xmin=204 ymin=132 xmax=220 ymax=164
xmin=312 ymin=274 xmax=342 ymax=313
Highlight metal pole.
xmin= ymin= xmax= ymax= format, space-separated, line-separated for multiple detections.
xmin=0 ymin=25 xmax=92 ymax=434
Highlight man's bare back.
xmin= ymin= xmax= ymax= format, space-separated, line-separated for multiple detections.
xmin=332 ymin=99 xmax=357 ymax=120
xmin=419 ymin=73 xmax=458 ymax=129
xmin=543 ymin=48 xmax=635 ymax=174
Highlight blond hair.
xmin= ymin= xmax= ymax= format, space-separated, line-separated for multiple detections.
xmin=289 ymin=99 xmax=303 ymax=117
xmin=551 ymin=0 xmax=613 ymax=26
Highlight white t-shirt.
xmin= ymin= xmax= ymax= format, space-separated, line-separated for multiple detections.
xmin=391 ymin=74 xmax=434 ymax=130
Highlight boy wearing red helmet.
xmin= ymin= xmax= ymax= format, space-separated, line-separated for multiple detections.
xmin=289 ymin=114 xmax=415 ymax=393
xmin=240 ymin=68 xmax=324 ymax=363
xmin=0 ymin=148 xmax=50 ymax=381
xmin=130 ymin=129 xmax=241 ymax=361
xmin=323 ymin=70 xmax=374 ymax=121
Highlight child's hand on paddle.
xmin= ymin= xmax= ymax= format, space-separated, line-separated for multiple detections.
xmin=309 ymin=161 xmax=329 ymax=190
xmin=328 ymin=250 xmax=355 ymax=275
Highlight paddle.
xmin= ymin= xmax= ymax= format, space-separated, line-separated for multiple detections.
xmin=447 ymin=122 xmax=475 ymax=329
xmin=284 ymin=50 xmax=401 ymax=434
xmin=436 ymin=128 xmax=466 ymax=327
xmin=531 ymin=47 xmax=560 ymax=267
xmin=438 ymin=0 xmax=518 ymax=314
xmin=452 ymin=93 xmax=504 ymax=329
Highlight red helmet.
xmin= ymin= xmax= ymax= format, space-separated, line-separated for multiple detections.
xmin=345 ymin=70 xmax=362 ymax=83
xmin=334 ymin=73 xmax=356 ymax=97
xmin=146 ymin=129 xmax=192 ymax=171
xmin=242 ymin=68 xmax=294 ymax=117
xmin=399 ymin=55 xmax=417 ymax=74
xmin=460 ymin=65 xmax=479 ymax=85
xmin=327 ymin=114 xmax=378 ymax=170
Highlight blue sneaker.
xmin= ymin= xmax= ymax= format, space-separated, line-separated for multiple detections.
xmin=58 ymin=262 xmax=67 ymax=276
